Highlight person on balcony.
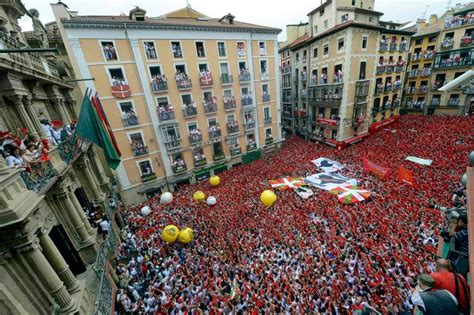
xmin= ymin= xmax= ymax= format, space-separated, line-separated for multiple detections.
xmin=320 ymin=72 xmax=327 ymax=84
xmin=5 ymin=145 xmax=25 ymax=168
xmin=144 ymin=42 xmax=157 ymax=59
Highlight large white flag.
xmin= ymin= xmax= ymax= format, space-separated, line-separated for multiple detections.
xmin=304 ymin=173 xmax=357 ymax=191
xmin=406 ymin=156 xmax=432 ymax=166
xmin=295 ymin=187 xmax=314 ymax=199
xmin=312 ymin=157 xmax=344 ymax=173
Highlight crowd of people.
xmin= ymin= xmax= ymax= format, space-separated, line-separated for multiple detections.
xmin=158 ymin=104 xmax=175 ymax=121
xmin=175 ymin=71 xmax=191 ymax=88
xmin=444 ymin=13 xmax=474 ymax=29
xmin=113 ymin=115 xmax=473 ymax=314
xmin=183 ymin=101 xmax=198 ymax=117
xmin=131 ymin=137 xmax=148 ymax=156
xmin=199 ymin=69 xmax=213 ymax=86
xmin=223 ymin=95 xmax=237 ymax=109
xmin=204 ymin=97 xmax=218 ymax=112
xmin=151 ymin=74 xmax=168 ymax=92
xmin=241 ymin=93 xmax=253 ymax=106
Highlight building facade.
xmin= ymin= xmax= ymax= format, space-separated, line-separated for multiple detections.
xmin=52 ymin=4 xmax=282 ymax=205
xmin=403 ymin=3 xmax=473 ymax=115
xmin=279 ymin=0 xmax=414 ymax=148
xmin=0 ymin=1 xmax=117 ymax=313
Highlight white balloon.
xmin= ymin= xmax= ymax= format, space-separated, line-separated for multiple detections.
xmin=140 ymin=206 xmax=151 ymax=216
xmin=160 ymin=192 xmax=173 ymax=204
xmin=206 ymin=196 xmax=217 ymax=206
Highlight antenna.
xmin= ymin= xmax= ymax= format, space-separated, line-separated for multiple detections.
xmin=446 ymin=0 xmax=452 ymax=10
xmin=186 ymin=0 xmax=191 ymax=8
xmin=421 ymin=5 xmax=429 ymax=19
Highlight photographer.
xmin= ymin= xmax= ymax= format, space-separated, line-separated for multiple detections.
xmin=410 ymin=274 xmax=459 ymax=314
xmin=446 ymin=214 xmax=469 ymax=279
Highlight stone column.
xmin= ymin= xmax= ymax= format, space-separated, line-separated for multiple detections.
xmin=69 ymin=189 xmax=96 ymax=237
xmin=51 ymin=98 xmax=71 ymax=124
xmin=21 ymin=95 xmax=46 ymax=138
xmin=80 ymin=156 xmax=103 ymax=201
xmin=39 ymin=233 xmax=80 ymax=293
xmin=89 ymin=148 xmax=109 ymax=188
xmin=58 ymin=191 xmax=93 ymax=246
xmin=65 ymin=98 xmax=78 ymax=120
xmin=10 ymin=95 xmax=39 ymax=137
xmin=23 ymin=241 xmax=76 ymax=313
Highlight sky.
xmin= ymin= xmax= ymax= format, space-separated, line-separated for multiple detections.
xmin=19 ymin=0 xmax=472 ymax=41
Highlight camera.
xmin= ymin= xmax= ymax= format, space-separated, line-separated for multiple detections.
xmin=428 ymin=199 xmax=467 ymax=223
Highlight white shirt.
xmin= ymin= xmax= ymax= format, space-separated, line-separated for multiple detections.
xmin=100 ymin=220 xmax=110 ymax=231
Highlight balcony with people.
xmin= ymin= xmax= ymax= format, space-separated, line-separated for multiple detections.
xmin=444 ymin=13 xmax=474 ymax=29
xmin=309 ymin=72 xmax=318 ymax=86
xmin=430 ymin=96 xmax=441 ymax=107
xmin=130 ymin=137 xmax=148 ymax=157
xmin=461 ymin=28 xmax=473 ymax=46
xmin=157 ymin=104 xmax=175 ymax=122
xmin=223 ymin=95 xmax=237 ymax=110
xmin=448 ymin=97 xmax=460 ymax=106
xmin=171 ymin=155 xmax=186 ymax=174
xmin=227 ymin=121 xmax=239 ymax=134
xmin=431 ymin=79 xmax=446 ymax=90
xmin=420 ymin=67 xmax=432 ymax=77
xmin=182 ymin=101 xmax=198 ymax=118
xmin=150 ymin=74 xmax=168 ymax=93
xmin=175 ymin=71 xmax=192 ymax=90
xmin=406 ymin=85 xmax=416 ymax=95
xmin=263 ymin=91 xmax=271 ymax=102
xmin=213 ymin=144 xmax=226 ymax=162
xmin=375 ymin=81 xmax=384 ymax=95
xmin=300 ymin=70 xmax=307 ymax=83
xmin=199 ymin=69 xmax=213 ymax=87
xmin=376 ymin=64 xmax=385 ymax=75
xmin=265 ymin=134 xmax=274 ymax=145
xmin=434 ymin=48 xmax=473 ymax=69
xmin=418 ymin=84 xmax=428 ymax=95
xmin=246 ymin=137 xmax=257 ymax=151
xmin=243 ymin=114 xmax=256 ymax=131
xmin=379 ymin=38 xmax=389 ymax=51
xmin=389 ymin=37 xmax=398 ymax=51
xmin=230 ymin=143 xmax=241 ymax=156
xmin=408 ymin=69 xmax=420 ymax=78
xmin=220 ymin=73 xmax=233 ymax=85
xmin=384 ymin=80 xmax=393 ymax=93
xmin=120 ymin=107 xmax=139 ymax=127
xmin=193 ymin=150 xmax=207 ymax=168
xmin=241 ymin=93 xmax=253 ymax=106
xmin=441 ymin=37 xmax=455 ymax=50
xmin=405 ymin=98 xmax=425 ymax=110
xmin=333 ymin=69 xmax=343 ymax=83
xmin=280 ymin=65 xmax=291 ymax=74
xmin=310 ymin=84 xmax=343 ymax=107
xmin=393 ymin=78 xmax=402 ymax=91
xmin=399 ymin=38 xmax=408 ymax=51
xmin=316 ymin=113 xmax=340 ymax=127
xmin=239 ymin=68 xmax=251 ymax=82
xmin=188 ymin=128 xmax=203 ymax=145
xmin=203 ymin=96 xmax=218 ymax=114
xmin=208 ymin=124 xmax=222 ymax=139
xmin=139 ymin=161 xmax=156 ymax=182
xmin=163 ymin=129 xmax=182 ymax=151
xmin=260 ymin=71 xmax=269 ymax=81
xmin=395 ymin=58 xmax=406 ymax=72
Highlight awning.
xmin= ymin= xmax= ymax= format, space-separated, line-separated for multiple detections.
xmin=343 ymin=132 xmax=370 ymax=145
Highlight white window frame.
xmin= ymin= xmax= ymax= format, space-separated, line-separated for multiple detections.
xmin=187 ymin=121 xmax=199 ymax=133
xmin=156 ymin=95 xmax=171 ymax=108
xmin=148 ymin=64 xmax=163 ymax=80
xmin=136 ymin=158 xmax=154 ymax=176
xmin=127 ymin=130 xmax=146 ymax=146
xmin=105 ymin=65 xmax=128 ymax=85
xmin=236 ymin=41 xmax=247 ymax=58
xmin=143 ymin=40 xmax=158 ymax=60
xmin=217 ymin=41 xmax=227 ymax=58
xmin=174 ymin=63 xmax=189 ymax=75
xmin=181 ymin=93 xmax=193 ymax=106
xmin=170 ymin=40 xmax=184 ymax=59
xmin=263 ymin=107 xmax=271 ymax=119
xmin=99 ymin=39 xmax=119 ymax=62
xmin=116 ymin=100 xmax=137 ymax=116
xmin=194 ymin=40 xmax=207 ymax=59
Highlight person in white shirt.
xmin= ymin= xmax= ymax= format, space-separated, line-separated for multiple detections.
xmin=99 ymin=219 xmax=110 ymax=240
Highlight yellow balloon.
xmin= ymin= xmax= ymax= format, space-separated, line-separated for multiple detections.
xmin=260 ymin=190 xmax=277 ymax=207
xmin=178 ymin=227 xmax=194 ymax=243
xmin=193 ymin=191 xmax=206 ymax=202
xmin=161 ymin=225 xmax=180 ymax=243
xmin=209 ymin=175 xmax=220 ymax=187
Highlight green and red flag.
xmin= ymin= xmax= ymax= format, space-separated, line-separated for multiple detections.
xmin=75 ymin=89 xmax=121 ymax=169
xmin=269 ymin=177 xmax=307 ymax=190
xmin=330 ymin=184 xmax=371 ymax=204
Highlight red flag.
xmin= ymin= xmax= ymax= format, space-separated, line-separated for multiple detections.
xmin=397 ymin=166 xmax=414 ymax=185
xmin=362 ymin=158 xmax=392 ymax=180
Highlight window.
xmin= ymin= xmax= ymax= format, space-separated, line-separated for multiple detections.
xmin=313 ymin=48 xmax=318 ymax=58
xmin=324 ymin=20 xmax=328 ymax=29
xmin=415 ymin=38 xmax=423 ymax=45
xmin=101 ymin=41 xmax=118 ymax=61
xmin=260 ymin=60 xmax=267 ymax=73
xmin=187 ymin=122 xmax=198 ymax=133
xmin=259 ymin=41 xmax=266 ymax=56
xmin=341 ymin=14 xmax=349 ymax=23
xmin=338 ymin=38 xmax=345 ymax=50
xmin=195 ymin=41 xmax=206 ymax=57
xmin=303 ymin=50 xmax=307 ymax=59
xmin=237 ymin=41 xmax=246 ymax=57
xmin=429 ymin=36 xmax=437 ymax=43
xmin=239 ymin=61 xmax=247 ymax=71
xmin=144 ymin=41 xmax=157 ymax=59
xmin=241 ymin=87 xmax=249 ymax=95
xmin=181 ymin=94 xmax=193 ymax=105
xmin=323 ymin=44 xmax=329 ymax=56
xmin=296 ymin=53 xmax=299 ymax=61
xmin=149 ymin=66 xmax=162 ymax=78
xmin=319 ymin=9 xmax=324 ymax=16
xmin=171 ymin=41 xmax=183 ymax=58
xmin=109 ymin=68 xmax=126 ymax=85
xmin=157 ymin=97 xmax=170 ymax=110
xmin=162 ymin=125 xmax=181 ymax=142
xmin=359 ymin=61 xmax=366 ymax=80
xmin=355 ymin=14 xmax=358 ymax=21
xmin=264 ymin=107 xmax=270 ymax=119
xmin=314 ymin=26 xmax=318 ymax=34
xmin=265 ymin=128 xmax=272 ymax=137
xmin=352 ymin=0 xmax=356 ymax=5
xmin=369 ymin=17 xmax=373 ymax=23
xmin=138 ymin=160 xmax=153 ymax=179
xmin=175 ymin=64 xmax=187 ymax=76
xmin=218 ymin=42 xmax=227 ymax=57
xmin=362 ymin=36 xmax=368 ymax=49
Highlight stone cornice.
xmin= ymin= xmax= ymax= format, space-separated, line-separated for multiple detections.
xmin=62 ymin=21 xmax=281 ymax=35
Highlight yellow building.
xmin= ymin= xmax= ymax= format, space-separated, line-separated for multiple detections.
xmin=404 ymin=3 xmax=473 ymax=115
xmin=279 ymin=0 xmax=414 ymax=147
xmin=52 ymin=4 xmax=282 ymax=205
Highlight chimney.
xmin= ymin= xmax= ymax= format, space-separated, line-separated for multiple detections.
xmin=429 ymin=14 xmax=437 ymax=25
xmin=417 ymin=18 xmax=426 ymax=30
xmin=129 ymin=6 xmax=147 ymax=21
